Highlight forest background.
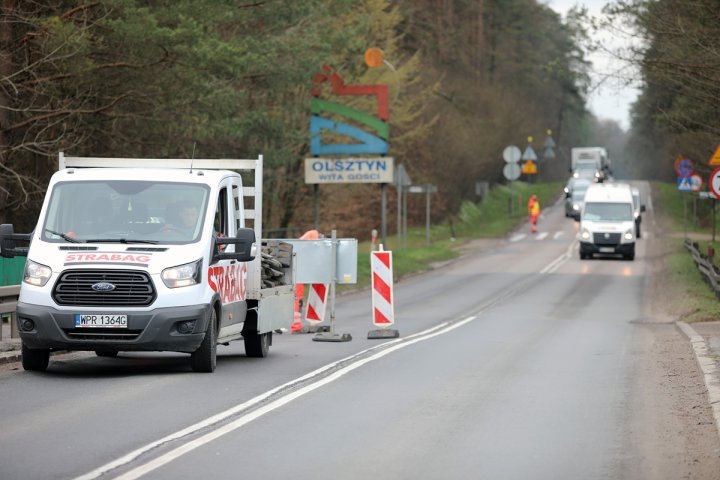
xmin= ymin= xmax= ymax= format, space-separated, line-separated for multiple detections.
xmin=0 ymin=0 xmax=630 ymax=237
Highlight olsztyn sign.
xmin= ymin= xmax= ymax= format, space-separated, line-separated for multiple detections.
xmin=304 ymin=157 xmax=394 ymax=184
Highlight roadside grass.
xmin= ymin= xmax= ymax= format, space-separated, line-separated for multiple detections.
xmin=653 ymin=181 xmax=720 ymax=322
xmin=664 ymin=240 xmax=720 ymax=323
xmin=338 ymin=181 xmax=562 ymax=293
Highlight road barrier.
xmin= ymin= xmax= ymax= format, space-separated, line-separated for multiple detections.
xmin=0 ymin=285 xmax=20 ymax=340
xmin=305 ymin=283 xmax=328 ymax=325
xmin=685 ymin=240 xmax=720 ymax=297
xmin=368 ymin=249 xmax=399 ymax=339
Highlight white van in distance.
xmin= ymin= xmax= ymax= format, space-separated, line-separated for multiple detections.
xmin=578 ymin=183 xmax=636 ymax=261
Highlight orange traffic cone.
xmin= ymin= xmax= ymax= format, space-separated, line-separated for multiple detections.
xmin=291 ymin=287 xmax=305 ymax=332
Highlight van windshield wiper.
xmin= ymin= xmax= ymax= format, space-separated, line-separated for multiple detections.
xmin=85 ymin=238 xmax=159 ymax=245
xmin=44 ymin=228 xmax=82 ymax=243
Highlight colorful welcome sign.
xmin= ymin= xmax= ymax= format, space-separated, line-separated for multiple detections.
xmin=310 ymin=65 xmax=390 ymax=156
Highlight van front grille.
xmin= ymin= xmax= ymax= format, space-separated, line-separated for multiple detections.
xmin=593 ymin=232 xmax=621 ymax=245
xmin=52 ymin=270 xmax=156 ymax=306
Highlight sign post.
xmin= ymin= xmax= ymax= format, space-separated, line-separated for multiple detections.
xmin=407 ymin=184 xmax=438 ymax=246
xmin=503 ymin=145 xmax=522 ymax=215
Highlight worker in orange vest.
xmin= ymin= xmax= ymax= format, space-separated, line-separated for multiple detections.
xmin=528 ymin=194 xmax=540 ymax=233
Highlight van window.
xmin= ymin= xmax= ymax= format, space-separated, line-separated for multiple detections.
xmin=214 ymin=187 xmax=228 ymax=236
xmin=583 ymin=202 xmax=633 ymax=222
xmin=41 ymin=181 xmax=209 ymax=244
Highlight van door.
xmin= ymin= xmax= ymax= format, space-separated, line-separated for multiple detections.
xmin=210 ymin=179 xmax=247 ymax=340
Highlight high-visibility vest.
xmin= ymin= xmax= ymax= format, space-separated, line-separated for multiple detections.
xmin=531 ymin=202 xmax=540 ymax=216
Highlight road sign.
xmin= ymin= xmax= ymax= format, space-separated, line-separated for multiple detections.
xmin=503 ymin=145 xmax=522 ymax=163
xmin=370 ymin=251 xmax=394 ymax=327
xmin=304 ymin=157 xmax=394 ymax=184
xmin=522 ymin=145 xmax=537 ymax=161
xmin=690 ymin=174 xmax=703 ymax=192
xmin=396 ymin=163 xmax=412 ymax=187
xmin=503 ymin=163 xmax=521 ymax=180
xmin=678 ymin=176 xmax=692 ymax=192
xmin=675 ymin=157 xmax=694 ymax=177
xmin=521 ymin=160 xmax=537 ymax=174
xmin=709 ymin=167 xmax=720 ymax=198
xmin=710 ymin=144 xmax=720 ymax=166
xmin=542 ymin=146 xmax=555 ymax=159
xmin=407 ymin=184 xmax=438 ymax=194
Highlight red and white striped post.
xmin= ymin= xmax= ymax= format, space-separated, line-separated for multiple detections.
xmin=368 ymin=247 xmax=399 ymax=339
xmin=305 ymin=283 xmax=328 ymax=325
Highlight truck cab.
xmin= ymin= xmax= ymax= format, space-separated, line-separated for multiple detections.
xmin=578 ymin=183 xmax=636 ymax=261
xmin=0 ymin=154 xmax=293 ymax=372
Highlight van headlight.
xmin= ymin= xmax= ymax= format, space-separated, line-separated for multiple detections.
xmin=580 ymin=229 xmax=591 ymax=240
xmin=624 ymin=230 xmax=634 ymax=241
xmin=573 ymin=203 xmax=580 ymax=211
xmin=162 ymin=259 xmax=202 ymax=288
xmin=23 ymin=259 xmax=52 ymax=287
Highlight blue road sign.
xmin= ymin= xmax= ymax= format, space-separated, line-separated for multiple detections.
xmin=677 ymin=158 xmax=694 ymax=178
xmin=678 ymin=176 xmax=692 ymax=192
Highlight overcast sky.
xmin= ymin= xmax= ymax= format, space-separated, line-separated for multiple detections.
xmin=545 ymin=0 xmax=639 ymax=131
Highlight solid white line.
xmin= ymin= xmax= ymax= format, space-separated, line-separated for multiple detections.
xmin=553 ymin=231 xmax=564 ymax=240
xmin=510 ymin=234 xmax=526 ymax=242
xmin=535 ymin=232 xmax=548 ymax=241
xmin=112 ymin=315 xmax=479 ymax=480
xmin=74 ymin=322 xmax=452 ymax=480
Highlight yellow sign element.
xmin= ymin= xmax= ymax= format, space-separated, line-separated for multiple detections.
xmin=527 ymin=136 xmax=533 ymax=143
xmin=546 ymin=129 xmax=552 ymax=135
xmin=709 ymin=144 xmax=720 ymax=166
xmin=522 ymin=160 xmax=537 ymax=174
xmin=364 ymin=48 xmax=385 ymax=68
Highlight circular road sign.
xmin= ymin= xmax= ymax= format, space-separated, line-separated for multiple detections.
xmin=690 ymin=174 xmax=703 ymax=192
xmin=676 ymin=157 xmax=694 ymax=177
xmin=503 ymin=145 xmax=522 ymax=164
xmin=503 ymin=162 xmax=521 ymax=181
xmin=709 ymin=168 xmax=720 ymax=198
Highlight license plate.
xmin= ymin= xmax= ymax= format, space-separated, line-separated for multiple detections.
xmin=599 ymin=247 xmax=615 ymax=253
xmin=75 ymin=314 xmax=128 ymax=328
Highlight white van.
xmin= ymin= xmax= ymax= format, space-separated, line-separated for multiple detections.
xmin=0 ymin=154 xmax=298 ymax=372
xmin=578 ymin=183 xmax=636 ymax=260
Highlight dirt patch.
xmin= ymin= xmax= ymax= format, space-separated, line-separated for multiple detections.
xmin=625 ymin=186 xmax=720 ymax=478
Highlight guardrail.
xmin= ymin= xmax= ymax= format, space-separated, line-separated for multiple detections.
xmin=684 ymin=240 xmax=720 ymax=298
xmin=0 ymin=285 xmax=20 ymax=340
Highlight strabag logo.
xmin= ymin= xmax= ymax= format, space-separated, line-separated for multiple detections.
xmin=208 ymin=263 xmax=247 ymax=304
xmin=64 ymin=253 xmax=152 ymax=265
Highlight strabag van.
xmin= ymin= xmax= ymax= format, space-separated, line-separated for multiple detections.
xmin=0 ymin=154 xmax=297 ymax=372
xmin=577 ymin=183 xmax=636 ymax=261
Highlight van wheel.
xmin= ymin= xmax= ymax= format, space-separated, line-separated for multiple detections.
xmin=190 ymin=309 xmax=217 ymax=373
xmin=624 ymin=253 xmax=635 ymax=261
xmin=95 ymin=350 xmax=118 ymax=358
xmin=21 ymin=344 xmax=49 ymax=372
xmin=244 ymin=331 xmax=271 ymax=358
xmin=579 ymin=252 xmax=588 ymax=260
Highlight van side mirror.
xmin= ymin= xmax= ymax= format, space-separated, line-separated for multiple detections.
xmin=640 ymin=205 xmax=646 ymax=213
xmin=0 ymin=224 xmax=31 ymax=258
xmin=213 ymin=228 xmax=256 ymax=263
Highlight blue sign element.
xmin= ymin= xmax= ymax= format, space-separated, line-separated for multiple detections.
xmin=677 ymin=159 xmax=694 ymax=177
xmin=310 ymin=116 xmax=389 ymax=156
xmin=678 ymin=176 xmax=692 ymax=192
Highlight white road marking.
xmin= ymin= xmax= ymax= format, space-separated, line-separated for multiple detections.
xmin=510 ymin=234 xmax=526 ymax=242
xmin=535 ymin=232 xmax=548 ymax=241
xmin=553 ymin=231 xmax=564 ymax=240
xmin=77 ymin=248 xmax=578 ymax=480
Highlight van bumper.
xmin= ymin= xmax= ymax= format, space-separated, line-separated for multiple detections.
xmin=15 ymin=302 xmax=212 ymax=353
xmin=579 ymin=241 xmax=635 ymax=255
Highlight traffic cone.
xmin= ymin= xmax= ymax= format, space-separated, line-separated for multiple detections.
xmin=291 ymin=287 xmax=305 ymax=332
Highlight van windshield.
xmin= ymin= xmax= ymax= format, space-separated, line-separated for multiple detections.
xmin=583 ymin=202 xmax=634 ymax=222
xmin=41 ymin=181 xmax=210 ymax=244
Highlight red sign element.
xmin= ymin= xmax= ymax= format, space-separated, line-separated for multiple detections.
xmin=305 ymin=283 xmax=328 ymax=323
xmin=709 ymin=168 xmax=720 ymax=199
xmin=208 ymin=263 xmax=247 ymax=304
xmin=675 ymin=157 xmax=694 ymax=177
xmin=312 ymin=65 xmax=389 ymax=120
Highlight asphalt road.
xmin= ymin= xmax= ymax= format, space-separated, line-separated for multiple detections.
xmin=0 ymin=182 xmax=715 ymax=479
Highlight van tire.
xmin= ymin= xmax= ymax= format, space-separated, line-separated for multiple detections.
xmin=245 ymin=331 xmax=271 ymax=358
xmin=22 ymin=344 xmax=49 ymax=372
xmin=190 ymin=309 xmax=217 ymax=373
xmin=624 ymin=253 xmax=635 ymax=261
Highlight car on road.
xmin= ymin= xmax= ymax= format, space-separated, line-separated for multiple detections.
xmin=631 ymin=186 xmax=645 ymax=238
xmin=565 ymin=178 xmax=591 ymax=218
xmin=578 ymin=183 xmax=636 ymax=260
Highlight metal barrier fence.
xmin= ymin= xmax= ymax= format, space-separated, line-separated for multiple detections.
xmin=0 ymin=285 xmax=20 ymax=340
xmin=685 ymin=240 xmax=720 ymax=298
